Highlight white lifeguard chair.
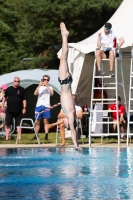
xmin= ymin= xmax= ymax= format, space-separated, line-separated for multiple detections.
xmin=127 ymin=46 xmax=133 ymax=146
xmin=89 ymin=50 xmax=127 ymax=146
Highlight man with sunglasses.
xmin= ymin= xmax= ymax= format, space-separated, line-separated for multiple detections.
xmin=96 ymin=22 xmax=124 ymax=77
xmin=2 ymin=77 xmax=27 ymax=141
xmin=34 ymin=75 xmax=54 ymax=140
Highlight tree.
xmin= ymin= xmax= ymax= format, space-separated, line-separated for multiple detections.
xmin=17 ymin=0 xmax=123 ymax=51
xmin=0 ymin=0 xmax=20 ymax=74
xmin=0 ymin=0 xmax=123 ymax=74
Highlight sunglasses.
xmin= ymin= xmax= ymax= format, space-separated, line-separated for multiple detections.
xmin=14 ymin=80 xmax=20 ymax=82
xmin=41 ymin=79 xmax=49 ymax=82
xmin=105 ymin=27 xmax=110 ymax=31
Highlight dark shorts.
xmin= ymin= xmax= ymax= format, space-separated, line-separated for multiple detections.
xmin=58 ymin=74 xmax=73 ymax=85
xmin=103 ymin=50 xmax=111 ymax=58
xmin=5 ymin=111 xmax=22 ymax=126
xmin=35 ymin=106 xmax=51 ymax=120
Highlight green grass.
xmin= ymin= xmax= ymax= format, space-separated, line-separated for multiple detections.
xmin=0 ymin=133 xmax=127 ymax=145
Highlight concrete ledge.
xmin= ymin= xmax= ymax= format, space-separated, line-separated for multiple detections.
xmin=0 ymin=143 xmax=133 ymax=148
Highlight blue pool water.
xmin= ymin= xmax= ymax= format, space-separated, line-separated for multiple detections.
xmin=0 ymin=148 xmax=133 ymax=200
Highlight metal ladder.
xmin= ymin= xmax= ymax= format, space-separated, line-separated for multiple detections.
xmin=127 ymin=49 xmax=133 ymax=146
xmin=89 ymin=54 xmax=127 ymax=146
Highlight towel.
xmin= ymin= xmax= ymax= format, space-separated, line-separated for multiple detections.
xmin=91 ymin=103 xmax=103 ymax=133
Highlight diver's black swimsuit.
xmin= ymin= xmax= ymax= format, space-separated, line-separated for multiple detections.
xmin=58 ymin=74 xmax=73 ymax=85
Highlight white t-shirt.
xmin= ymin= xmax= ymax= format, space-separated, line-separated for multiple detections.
xmin=75 ymin=105 xmax=82 ymax=114
xmin=36 ymin=85 xmax=53 ymax=107
xmin=100 ymin=30 xmax=121 ymax=51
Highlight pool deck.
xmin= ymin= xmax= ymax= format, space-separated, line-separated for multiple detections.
xmin=0 ymin=143 xmax=133 ymax=148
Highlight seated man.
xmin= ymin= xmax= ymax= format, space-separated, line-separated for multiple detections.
xmin=108 ymin=96 xmax=126 ymax=140
xmin=47 ymin=95 xmax=83 ymax=146
xmin=96 ymin=22 xmax=124 ymax=77
xmin=57 ymin=95 xmax=83 ymax=146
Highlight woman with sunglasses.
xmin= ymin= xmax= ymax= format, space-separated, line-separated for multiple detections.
xmin=34 ymin=75 xmax=54 ymax=140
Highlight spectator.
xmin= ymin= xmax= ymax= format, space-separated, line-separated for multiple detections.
xmin=0 ymin=84 xmax=7 ymax=103
xmin=109 ymin=96 xmax=126 ymax=141
xmin=34 ymin=75 xmax=54 ymax=140
xmin=0 ymin=84 xmax=7 ymax=129
xmin=57 ymin=94 xmax=83 ymax=146
xmin=46 ymin=95 xmax=82 ymax=146
xmin=96 ymin=22 xmax=124 ymax=77
xmin=2 ymin=77 xmax=27 ymax=141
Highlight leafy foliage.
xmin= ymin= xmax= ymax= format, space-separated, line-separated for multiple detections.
xmin=0 ymin=0 xmax=122 ymax=74
xmin=0 ymin=0 xmax=20 ymax=74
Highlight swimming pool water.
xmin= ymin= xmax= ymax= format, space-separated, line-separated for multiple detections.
xmin=0 ymin=147 xmax=133 ymax=200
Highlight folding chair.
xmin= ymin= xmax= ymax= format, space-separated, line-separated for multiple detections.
xmin=56 ymin=123 xmax=60 ymax=144
xmin=16 ymin=118 xmax=40 ymax=144
xmin=0 ymin=117 xmax=15 ymax=138
xmin=56 ymin=118 xmax=84 ymax=144
xmin=0 ymin=117 xmax=5 ymax=137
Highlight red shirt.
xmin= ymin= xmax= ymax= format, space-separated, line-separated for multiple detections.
xmin=109 ymin=104 xmax=125 ymax=120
